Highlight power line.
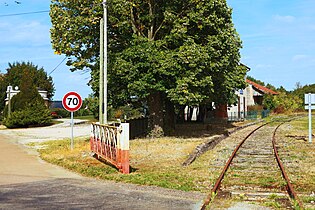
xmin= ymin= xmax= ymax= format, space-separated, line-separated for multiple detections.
xmin=0 ymin=10 xmax=49 ymax=18
xmin=48 ymin=57 xmax=67 ymax=76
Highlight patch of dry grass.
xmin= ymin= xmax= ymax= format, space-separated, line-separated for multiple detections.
xmin=37 ymin=135 xmax=215 ymax=192
xmin=276 ymin=117 xmax=315 ymax=209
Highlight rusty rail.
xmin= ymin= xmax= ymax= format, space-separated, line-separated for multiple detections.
xmin=272 ymin=123 xmax=304 ymax=209
xmin=201 ymin=123 xmax=267 ymax=209
xmin=201 ymin=120 xmax=303 ymax=209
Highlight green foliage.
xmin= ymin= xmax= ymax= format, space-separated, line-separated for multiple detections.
xmin=3 ymin=70 xmax=52 ymax=128
xmin=50 ymin=108 xmax=70 ymax=118
xmin=50 ymin=0 xmax=246 ymax=131
xmin=83 ymin=94 xmax=99 ymax=119
xmin=292 ymin=83 xmax=315 ymax=106
xmin=4 ymin=101 xmax=52 ymax=128
xmin=111 ymin=105 xmax=143 ymax=120
xmin=75 ymin=97 xmax=93 ymax=117
xmin=0 ymin=74 xmax=6 ymax=112
xmin=263 ymin=92 xmax=302 ymax=113
xmin=0 ymin=62 xmax=55 ymax=113
xmin=247 ymin=76 xmax=265 ymax=86
xmin=262 ymin=94 xmax=276 ymax=110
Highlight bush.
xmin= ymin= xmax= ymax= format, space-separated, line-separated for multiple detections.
xmin=4 ymin=101 xmax=52 ymax=128
xmin=247 ymin=105 xmax=264 ymax=112
xmin=263 ymin=92 xmax=302 ymax=114
xmin=50 ymin=108 xmax=70 ymax=118
xmin=3 ymin=71 xmax=52 ymax=128
xmin=110 ymin=105 xmax=143 ymax=120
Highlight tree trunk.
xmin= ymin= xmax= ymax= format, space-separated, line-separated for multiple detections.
xmin=215 ymin=104 xmax=228 ymax=119
xmin=177 ymin=105 xmax=185 ymax=123
xmin=164 ymin=98 xmax=176 ymax=135
xmin=147 ymin=91 xmax=164 ymax=137
xmin=198 ymin=105 xmax=206 ymax=122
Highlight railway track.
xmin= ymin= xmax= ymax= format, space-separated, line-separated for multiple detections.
xmin=201 ymin=121 xmax=303 ymax=209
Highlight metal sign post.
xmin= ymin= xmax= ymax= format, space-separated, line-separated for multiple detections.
xmin=308 ymin=94 xmax=312 ymax=144
xmin=305 ymin=93 xmax=315 ymax=143
xmin=70 ymin=111 xmax=74 ymax=150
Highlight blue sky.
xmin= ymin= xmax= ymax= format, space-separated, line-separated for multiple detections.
xmin=0 ymin=0 xmax=92 ymax=100
xmin=227 ymin=0 xmax=315 ymax=89
xmin=0 ymin=1 xmax=314 ymax=101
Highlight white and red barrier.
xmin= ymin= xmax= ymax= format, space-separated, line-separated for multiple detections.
xmin=90 ymin=123 xmax=130 ymax=174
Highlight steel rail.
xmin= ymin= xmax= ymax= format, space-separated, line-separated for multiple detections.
xmin=201 ymin=120 xmax=303 ymax=210
xmin=201 ymin=123 xmax=268 ymax=209
xmin=272 ymin=123 xmax=304 ymax=209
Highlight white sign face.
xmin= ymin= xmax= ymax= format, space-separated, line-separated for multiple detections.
xmin=305 ymin=93 xmax=315 ymax=104
xmin=62 ymin=91 xmax=82 ymax=112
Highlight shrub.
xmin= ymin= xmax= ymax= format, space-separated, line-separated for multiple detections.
xmin=50 ymin=108 xmax=70 ymax=118
xmin=263 ymin=92 xmax=303 ymax=114
xmin=3 ymin=70 xmax=52 ymax=128
xmin=247 ymin=105 xmax=264 ymax=112
xmin=4 ymin=101 xmax=52 ymax=128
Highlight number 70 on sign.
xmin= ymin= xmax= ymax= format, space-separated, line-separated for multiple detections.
xmin=62 ymin=91 xmax=82 ymax=112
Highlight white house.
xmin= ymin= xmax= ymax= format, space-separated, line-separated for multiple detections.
xmin=5 ymin=86 xmax=49 ymax=106
xmin=227 ymin=79 xmax=278 ymax=121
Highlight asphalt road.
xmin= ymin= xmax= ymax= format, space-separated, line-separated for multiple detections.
xmin=0 ymin=121 xmax=204 ymax=210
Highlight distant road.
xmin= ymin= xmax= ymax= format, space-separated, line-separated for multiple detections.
xmin=0 ymin=119 xmax=91 ymax=145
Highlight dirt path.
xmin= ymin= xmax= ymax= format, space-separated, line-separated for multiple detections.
xmin=0 ymin=134 xmax=81 ymax=185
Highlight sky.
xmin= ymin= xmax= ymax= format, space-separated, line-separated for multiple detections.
xmin=0 ymin=1 xmax=314 ymax=101
xmin=227 ymin=0 xmax=315 ymax=90
xmin=0 ymin=0 xmax=92 ymax=100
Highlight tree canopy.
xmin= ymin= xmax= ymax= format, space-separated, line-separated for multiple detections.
xmin=3 ymin=69 xmax=52 ymax=128
xmin=50 ymin=0 xmax=247 ymax=132
xmin=0 ymin=62 xmax=55 ymax=112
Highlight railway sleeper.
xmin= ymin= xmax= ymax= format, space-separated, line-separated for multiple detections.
xmin=221 ymin=190 xmax=288 ymax=200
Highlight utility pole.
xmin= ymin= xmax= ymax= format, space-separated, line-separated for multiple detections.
xmin=103 ymin=1 xmax=108 ymax=124
xmin=99 ymin=18 xmax=104 ymax=124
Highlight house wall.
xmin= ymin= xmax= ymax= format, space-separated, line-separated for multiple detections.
xmin=227 ymin=89 xmax=247 ymax=120
xmin=5 ymin=86 xmax=49 ymax=106
xmin=246 ymin=85 xmax=255 ymax=106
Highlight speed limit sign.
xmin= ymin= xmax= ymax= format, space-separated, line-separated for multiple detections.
xmin=62 ymin=91 xmax=82 ymax=112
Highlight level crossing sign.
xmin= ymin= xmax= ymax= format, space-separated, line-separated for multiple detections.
xmin=62 ymin=91 xmax=82 ymax=112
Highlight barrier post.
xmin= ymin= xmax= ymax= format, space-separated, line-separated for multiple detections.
xmin=120 ymin=123 xmax=130 ymax=174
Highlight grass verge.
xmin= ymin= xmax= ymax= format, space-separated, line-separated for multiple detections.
xmin=36 ymin=136 xmax=213 ymax=192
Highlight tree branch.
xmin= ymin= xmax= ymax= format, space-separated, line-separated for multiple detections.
xmin=148 ymin=0 xmax=154 ymax=40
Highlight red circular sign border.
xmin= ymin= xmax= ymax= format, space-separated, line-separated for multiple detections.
xmin=62 ymin=91 xmax=82 ymax=112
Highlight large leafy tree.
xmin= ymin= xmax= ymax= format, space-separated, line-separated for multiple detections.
xmin=0 ymin=73 xmax=6 ymax=112
xmin=0 ymin=62 xmax=55 ymax=112
xmin=50 ymin=0 xmax=246 ymax=133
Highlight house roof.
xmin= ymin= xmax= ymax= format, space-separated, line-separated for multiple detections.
xmin=50 ymin=101 xmax=63 ymax=109
xmin=246 ymin=79 xmax=278 ymax=95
